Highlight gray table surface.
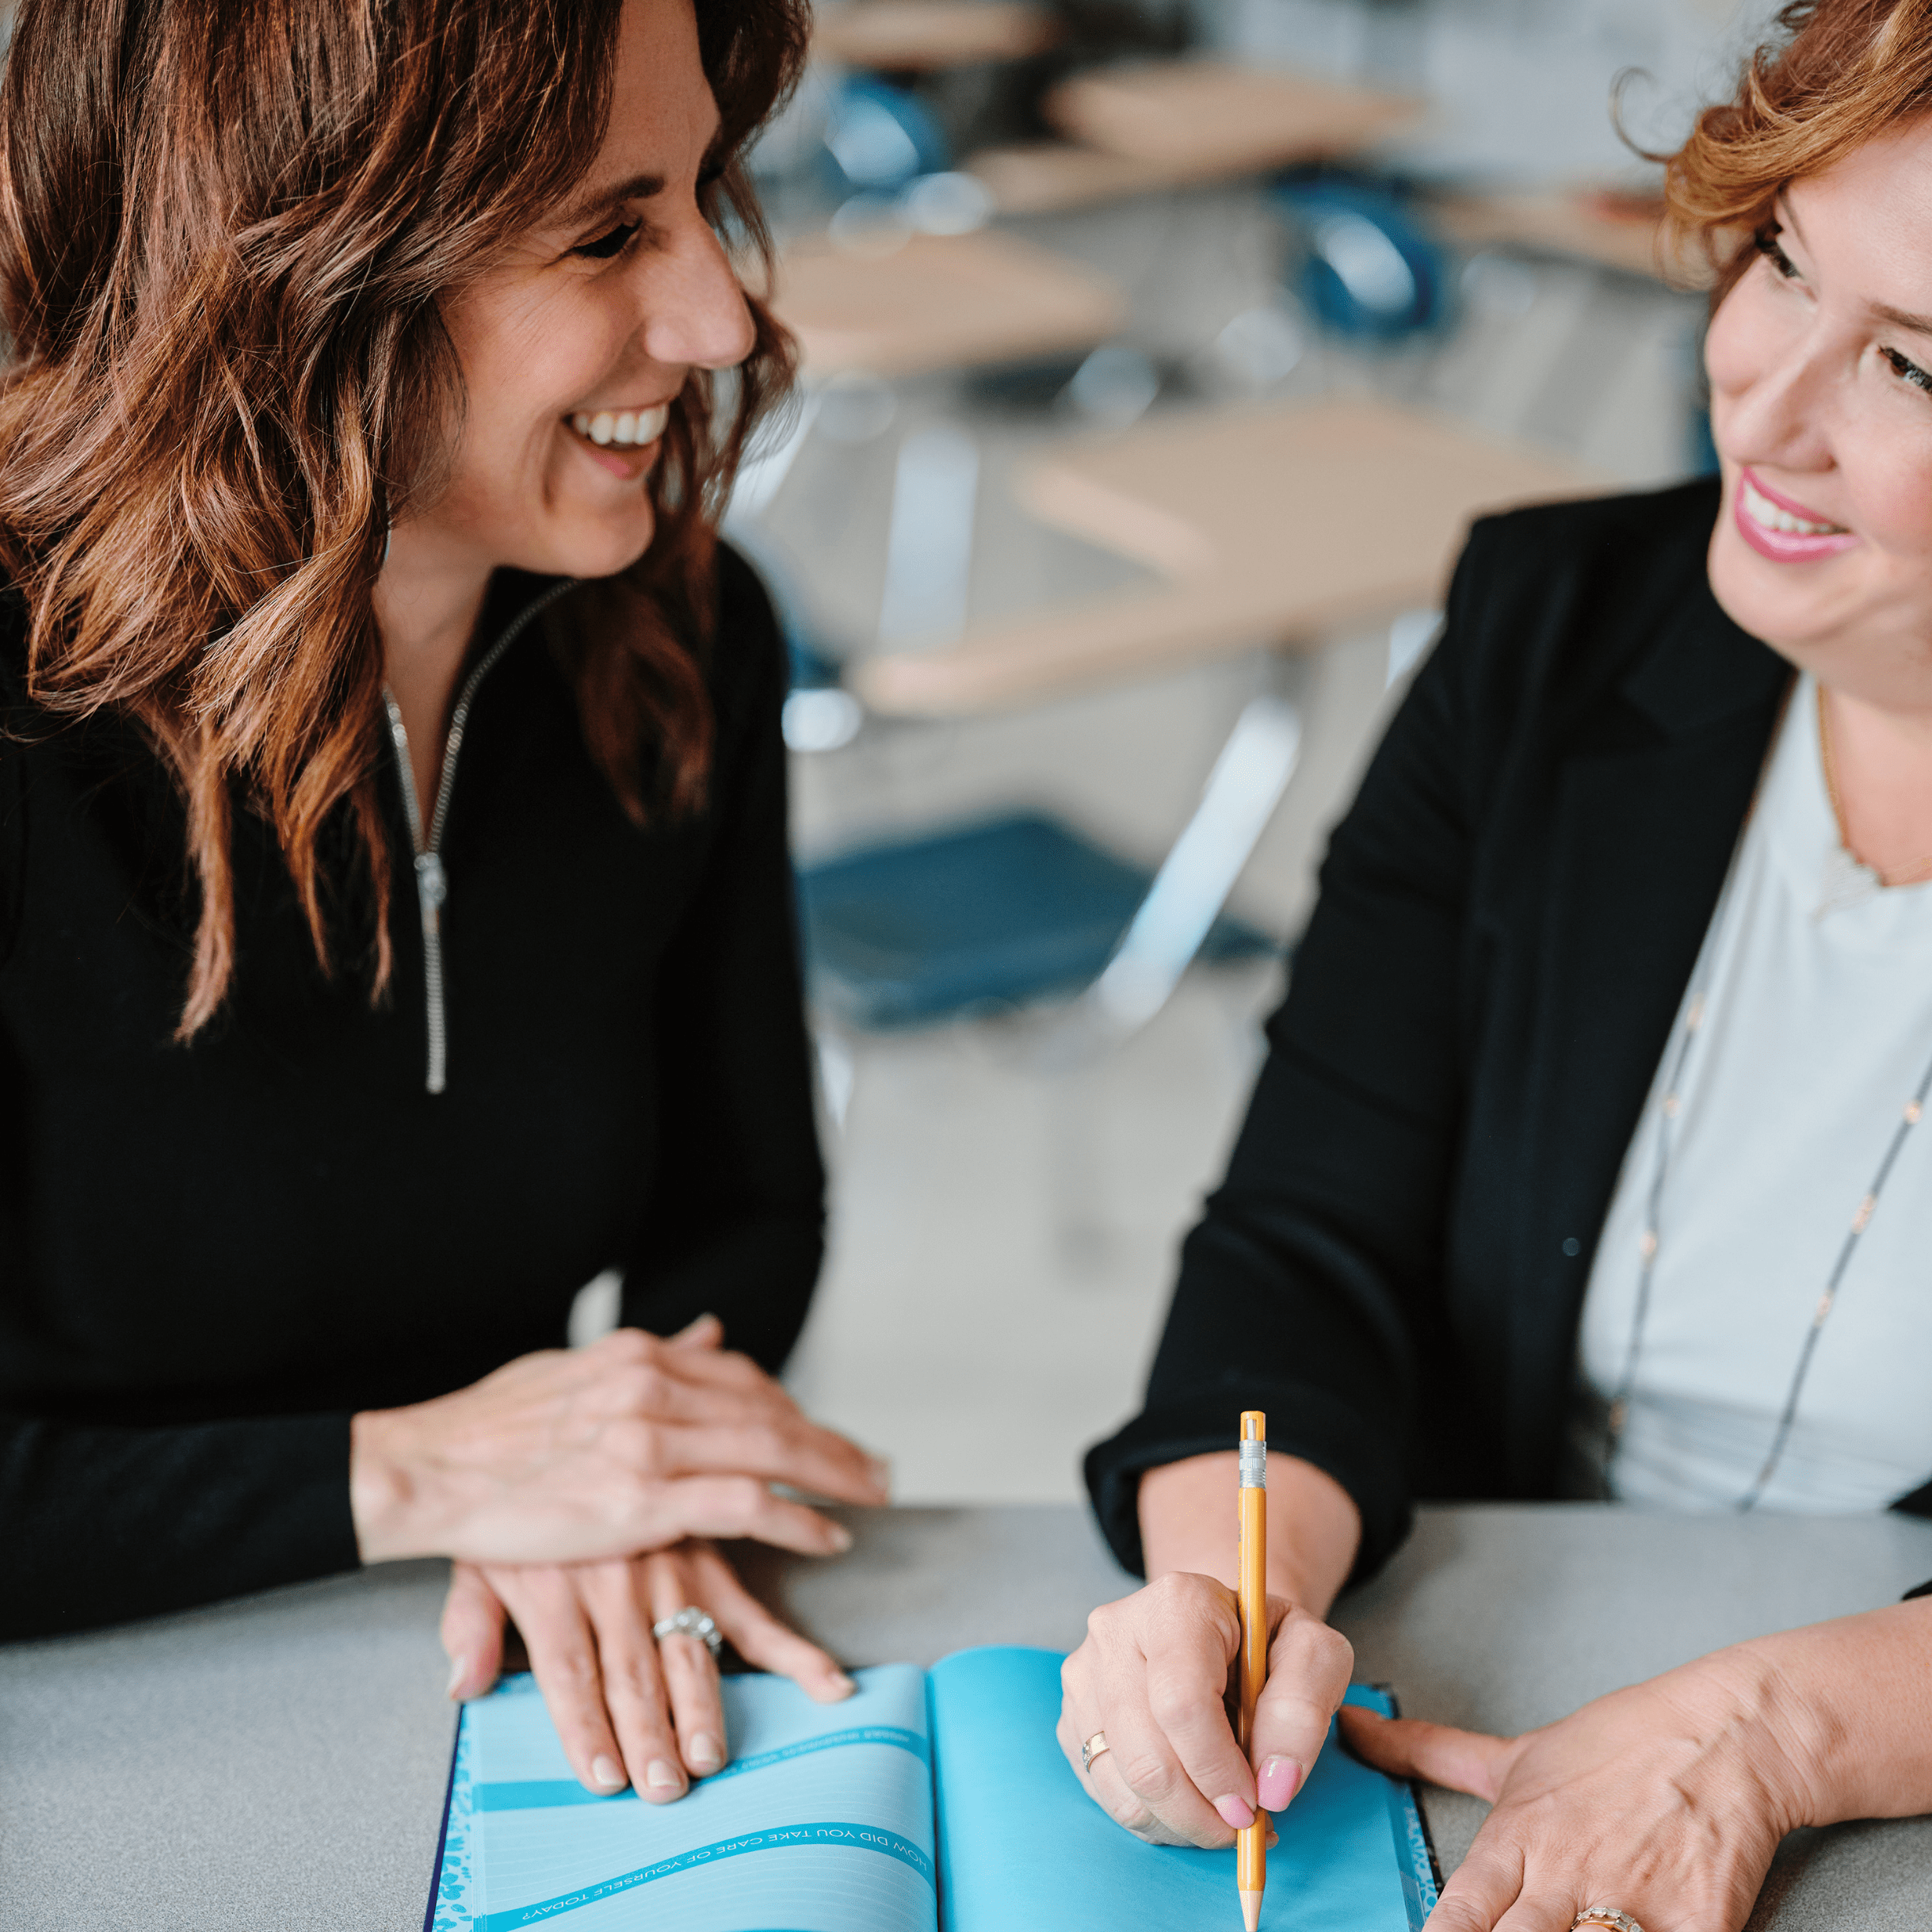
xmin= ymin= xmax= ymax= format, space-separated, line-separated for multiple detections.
xmin=3 ymin=1502 xmax=1929 ymax=1930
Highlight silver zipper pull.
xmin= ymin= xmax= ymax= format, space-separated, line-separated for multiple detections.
xmin=414 ymin=850 xmax=448 ymax=927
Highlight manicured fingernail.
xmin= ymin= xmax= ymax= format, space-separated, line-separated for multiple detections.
xmin=1214 ymin=1793 xmax=1256 ymax=1829
xmin=689 ymin=1732 xmax=722 ymax=1772
xmin=868 ymin=1457 xmax=893 ymax=1495
xmin=645 ymin=1758 xmax=682 ymax=1791
xmin=1257 ymin=1757 xmax=1303 ymax=1810
xmin=591 ymin=1755 xmax=627 ymax=1790
xmin=445 ymin=1656 xmax=468 ymax=1698
xmin=827 ymin=1523 xmax=853 ymax=1552
xmin=827 ymin=1670 xmax=857 ymax=1697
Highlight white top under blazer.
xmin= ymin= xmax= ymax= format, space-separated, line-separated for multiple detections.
xmin=1575 ymin=674 xmax=1932 ymax=1511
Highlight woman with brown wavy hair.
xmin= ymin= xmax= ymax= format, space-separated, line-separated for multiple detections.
xmin=0 ymin=0 xmax=892 ymax=1800
xmin=1056 ymin=3 xmax=1932 ymax=1927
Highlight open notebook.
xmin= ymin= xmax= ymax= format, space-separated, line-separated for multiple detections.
xmin=426 ymin=1646 xmax=1439 ymax=1932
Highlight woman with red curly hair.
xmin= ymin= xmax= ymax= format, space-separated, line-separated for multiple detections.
xmin=1063 ymin=4 xmax=1932 ymax=1926
xmin=0 ymin=0 xmax=891 ymax=1800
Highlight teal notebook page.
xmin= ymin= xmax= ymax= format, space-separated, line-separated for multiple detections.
xmin=430 ymin=1666 xmax=937 ymax=1932
xmin=429 ymin=1649 xmax=1437 ymax=1930
xmin=927 ymin=1647 xmax=1439 ymax=1932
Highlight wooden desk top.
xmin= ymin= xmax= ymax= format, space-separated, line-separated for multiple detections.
xmin=1430 ymin=185 xmax=1711 ymax=287
xmin=851 ymin=396 xmax=1602 ymax=716
xmin=1047 ymin=59 xmax=1418 ymax=170
xmin=813 ymin=0 xmax=1059 ymax=70
xmin=967 ymin=59 xmax=1419 ymax=215
xmin=769 ymin=227 xmax=1126 ymax=379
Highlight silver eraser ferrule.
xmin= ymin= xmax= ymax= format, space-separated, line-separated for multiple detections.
xmin=1239 ymin=1439 xmax=1267 ymax=1488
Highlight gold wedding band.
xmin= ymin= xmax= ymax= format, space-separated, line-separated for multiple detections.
xmin=1081 ymin=1731 xmax=1110 ymax=1774
xmin=1574 ymin=1911 xmax=1645 ymax=1932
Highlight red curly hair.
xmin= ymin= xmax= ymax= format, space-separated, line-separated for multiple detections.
xmin=1667 ymin=0 xmax=1932 ymax=303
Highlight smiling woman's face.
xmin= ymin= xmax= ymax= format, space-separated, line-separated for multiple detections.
xmin=407 ymin=0 xmax=754 ymax=583
xmin=1705 ymin=117 xmax=1932 ymax=712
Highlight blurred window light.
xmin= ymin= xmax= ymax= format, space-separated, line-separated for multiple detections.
xmin=784 ymin=687 xmax=865 ymax=753
xmin=746 ymin=67 xmax=835 ymax=180
xmin=1212 ymin=304 xmax=1306 ymax=390
xmin=900 ymin=170 xmax=994 ymax=236
xmin=1313 ymin=211 xmax=1417 ymax=319
xmin=1460 ymin=251 xmax=1540 ymax=320
xmin=829 ymin=192 xmax=913 ymax=256
xmin=877 ymin=424 xmax=979 ymax=645
xmin=726 ymin=388 xmax=821 ymax=525
xmin=816 ymin=371 xmax=899 ymax=445
xmin=1063 ymin=343 xmax=1160 ymax=428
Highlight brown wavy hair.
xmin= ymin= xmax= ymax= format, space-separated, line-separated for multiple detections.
xmin=1666 ymin=0 xmax=1932 ymax=304
xmin=0 ymin=0 xmax=804 ymax=1034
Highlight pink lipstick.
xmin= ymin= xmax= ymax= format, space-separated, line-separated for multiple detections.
xmin=1732 ymin=466 xmax=1859 ymax=563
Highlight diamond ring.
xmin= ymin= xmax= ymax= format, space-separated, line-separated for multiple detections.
xmin=1573 ymin=1911 xmax=1645 ymax=1932
xmin=1081 ymin=1731 xmax=1110 ymax=1774
xmin=651 ymin=1607 xmax=724 ymax=1659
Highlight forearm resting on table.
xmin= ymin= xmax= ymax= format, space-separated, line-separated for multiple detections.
xmin=1139 ymin=1452 xmax=1360 ymax=1619
xmin=1730 ymin=1598 xmax=1932 ymax=1827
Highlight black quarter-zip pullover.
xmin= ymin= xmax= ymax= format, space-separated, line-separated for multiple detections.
xmin=0 ymin=547 xmax=825 ymax=1639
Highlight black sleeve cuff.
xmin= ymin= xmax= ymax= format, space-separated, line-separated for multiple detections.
xmin=1 ymin=1409 xmax=361 ymax=1640
xmin=1083 ymin=1375 xmax=1411 ymax=1586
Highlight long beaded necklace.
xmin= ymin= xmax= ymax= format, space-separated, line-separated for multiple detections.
xmin=1603 ymin=687 xmax=1932 ymax=1510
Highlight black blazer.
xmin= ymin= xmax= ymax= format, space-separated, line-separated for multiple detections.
xmin=1087 ymin=476 xmax=1932 ymax=1580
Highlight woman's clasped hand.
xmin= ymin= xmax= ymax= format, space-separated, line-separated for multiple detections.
xmin=349 ymin=1314 xmax=888 ymax=1798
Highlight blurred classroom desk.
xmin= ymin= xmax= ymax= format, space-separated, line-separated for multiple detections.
xmin=1430 ymin=185 xmax=1698 ymax=285
xmin=5 ymin=1505 xmax=1929 ymax=1930
xmin=851 ymin=396 xmax=1601 ymax=716
xmin=812 ymin=0 xmax=1059 ymax=69
xmin=968 ymin=60 xmax=1418 ymax=215
xmin=770 ymin=227 xmax=1125 ymax=378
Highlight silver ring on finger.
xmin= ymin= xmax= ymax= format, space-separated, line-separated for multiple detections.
xmin=652 ymin=1607 xmax=724 ymax=1660
xmin=1081 ymin=1730 xmax=1110 ymax=1774
xmin=1574 ymin=1911 xmax=1646 ymax=1932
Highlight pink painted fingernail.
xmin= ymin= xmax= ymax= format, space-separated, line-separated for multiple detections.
xmin=591 ymin=1755 xmax=627 ymax=1790
xmin=688 ymin=1732 xmax=722 ymax=1772
xmin=1257 ymin=1757 xmax=1303 ymax=1810
xmin=645 ymin=1758 xmax=682 ymax=1792
xmin=1214 ymin=1793 xmax=1256 ymax=1829
xmin=445 ymin=1655 xmax=468 ymax=1699
xmin=869 ymin=1457 xmax=893 ymax=1495
xmin=827 ymin=1670 xmax=857 ymax=1697
xmin=827 ymin=1523 xmax=853 ymax=1552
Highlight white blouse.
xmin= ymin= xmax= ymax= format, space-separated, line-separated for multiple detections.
xmin=1575 ymin=674 xmax=1932 ymax=1511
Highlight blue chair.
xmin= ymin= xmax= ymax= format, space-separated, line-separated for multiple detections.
xmin=797 ymin=810 xmax=1275 ymax=1033
xmin=1273 ymin=178 xmax=1449 ymax=342
xmin=823 ymin=77 xmax=950 ymax=195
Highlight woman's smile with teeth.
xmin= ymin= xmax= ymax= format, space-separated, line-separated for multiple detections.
xmin=570 ymin=402 xmax=670 ymax=448
xmin=1741 ymin=474 xmax=1845 ymax=535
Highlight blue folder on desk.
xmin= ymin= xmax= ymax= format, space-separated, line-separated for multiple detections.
xmin=427 ymin=1647 xmax=1439 ymax=1932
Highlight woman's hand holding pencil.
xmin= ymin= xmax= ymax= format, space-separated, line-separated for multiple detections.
xmin=1056 ymin=1445 xmax=1359 ymax=1859
xmin=1057 ymin=1575 xmax=1351 ymax=1845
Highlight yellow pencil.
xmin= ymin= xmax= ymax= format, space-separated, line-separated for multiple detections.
xmin=1237 ymin=1410 xmax=1268 ymax=1932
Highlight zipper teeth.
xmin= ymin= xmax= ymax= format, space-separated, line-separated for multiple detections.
xmin=382 ymin=576 xmax=578 ymax=1095
xmin=427 ymin=578 xmax=578 ymax=850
